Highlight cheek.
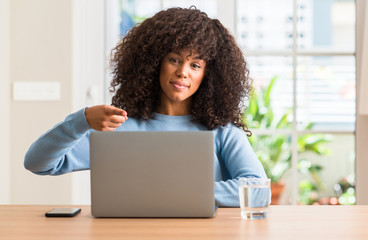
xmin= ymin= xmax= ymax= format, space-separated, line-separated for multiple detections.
xmin=160 ymin=64 xmax=174 ymax=81
xmin=159 ymin=65 xmax=169 ymax=85
xmin=192 ymin=73 xmax=205 ymax=89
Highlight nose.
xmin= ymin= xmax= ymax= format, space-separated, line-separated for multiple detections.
xmin=176 ymin=64 xmax=189 ymax=78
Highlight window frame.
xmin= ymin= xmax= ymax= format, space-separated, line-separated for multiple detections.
xmin=356 ymin=0 xmax=368 ymax=204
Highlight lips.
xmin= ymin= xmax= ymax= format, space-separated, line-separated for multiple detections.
xmin=170 ymin=81 xmax=189 ymax=90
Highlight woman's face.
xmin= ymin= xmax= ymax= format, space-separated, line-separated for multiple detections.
xmin=159 ymin=50 xmax=206 ymax=106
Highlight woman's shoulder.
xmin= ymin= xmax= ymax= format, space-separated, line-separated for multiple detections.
xmin=213 ymin=123 xmax=246 ymax=134
xmin=212 ymin=123 xmax=249 ymax=143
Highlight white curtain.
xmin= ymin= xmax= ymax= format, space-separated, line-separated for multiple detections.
xmin=359 ymin=1 xmax=368 ymax=115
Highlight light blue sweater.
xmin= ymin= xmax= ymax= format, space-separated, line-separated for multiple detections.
xmin=24 ymin=108 xmax=267 ymax=207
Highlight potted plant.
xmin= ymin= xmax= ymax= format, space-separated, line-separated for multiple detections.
xmin=243 ymin=76 xmax=331 ymax=204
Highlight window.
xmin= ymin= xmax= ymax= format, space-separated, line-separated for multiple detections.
xmin=238 ymin=0 xmax=356 ymax=205
xmin=104 ymin=0 xmax=356 ymax=205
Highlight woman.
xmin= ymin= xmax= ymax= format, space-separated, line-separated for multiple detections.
xmin=24 ymin=7 xmax=267 ymax=207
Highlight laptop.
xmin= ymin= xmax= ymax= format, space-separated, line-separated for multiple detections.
xmin=90 ymin=131 xmax=215 ymax=218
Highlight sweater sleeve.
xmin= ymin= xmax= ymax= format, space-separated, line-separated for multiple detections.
xmin=214 ymin=125 xmax=268 ymax=207
xmin=24 ymin=108 xmax=92 ymax=175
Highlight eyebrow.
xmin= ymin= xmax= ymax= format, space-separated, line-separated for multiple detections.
xmin=171 ymin=52 xmax=204 ymax=61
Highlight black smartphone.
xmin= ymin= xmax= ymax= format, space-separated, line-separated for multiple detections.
xmin=45 ymin=208 xmax=81 ymax=217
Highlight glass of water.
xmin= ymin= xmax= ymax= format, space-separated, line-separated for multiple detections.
xmin=238 ymin=177 xmax=271 ymax=220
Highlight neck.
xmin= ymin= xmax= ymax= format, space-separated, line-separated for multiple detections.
xmin=157 ymin=98 xmax=191 ymax=116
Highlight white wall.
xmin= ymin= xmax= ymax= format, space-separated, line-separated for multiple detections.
xmin=0 ymin=0 xmax=11 ymax=204
xmin=0 ymin=0 xmax=104 ymax=205
xmin=8 ymin=0 xmax=73 ymax=204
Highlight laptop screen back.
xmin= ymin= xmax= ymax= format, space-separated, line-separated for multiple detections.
xmin=90 ymin=131 xmax=215 ymax=217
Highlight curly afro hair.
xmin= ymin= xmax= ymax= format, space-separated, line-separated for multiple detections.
xmin=110 ymin=7 xmax=251 ymax=135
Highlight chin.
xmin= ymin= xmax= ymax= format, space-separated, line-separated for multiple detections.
xmin=170 ymin=97 xmax=188 ymax=102
xmin=166 ymin=93 xmax=187 ymax=102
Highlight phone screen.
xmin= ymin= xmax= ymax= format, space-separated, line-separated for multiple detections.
xmin=45 ymin=208 xmax=81 ymax=217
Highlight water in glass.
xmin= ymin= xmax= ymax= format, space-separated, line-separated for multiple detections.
xmin=239 ymin=178 xmax=270 ymax=220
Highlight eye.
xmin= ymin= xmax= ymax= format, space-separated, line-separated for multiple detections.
xmin=191 ymin=63 xmax=201 ymax=69
xmin=169 ymin=57 xmax=180 ymax=64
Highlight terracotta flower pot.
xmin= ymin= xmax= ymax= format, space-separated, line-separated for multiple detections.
xmin=271 ymin=181 xmax=285 ymax=205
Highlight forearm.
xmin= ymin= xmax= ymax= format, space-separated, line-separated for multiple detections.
xmin=215 ymin=179 xmax=239 ymax=206
xmin=24 ymin=108 xmax=91 ymax=175
xmin=215 ymin=170 xmax=266 ymax=207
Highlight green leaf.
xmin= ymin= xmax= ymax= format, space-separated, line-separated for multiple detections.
xmin=265 ymin=76 xmax=277 ymax=107
xmin=248 ymin=90 xmax=258 ymax=117
xmin=275 ymin=111 xmax=291 ymax=129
